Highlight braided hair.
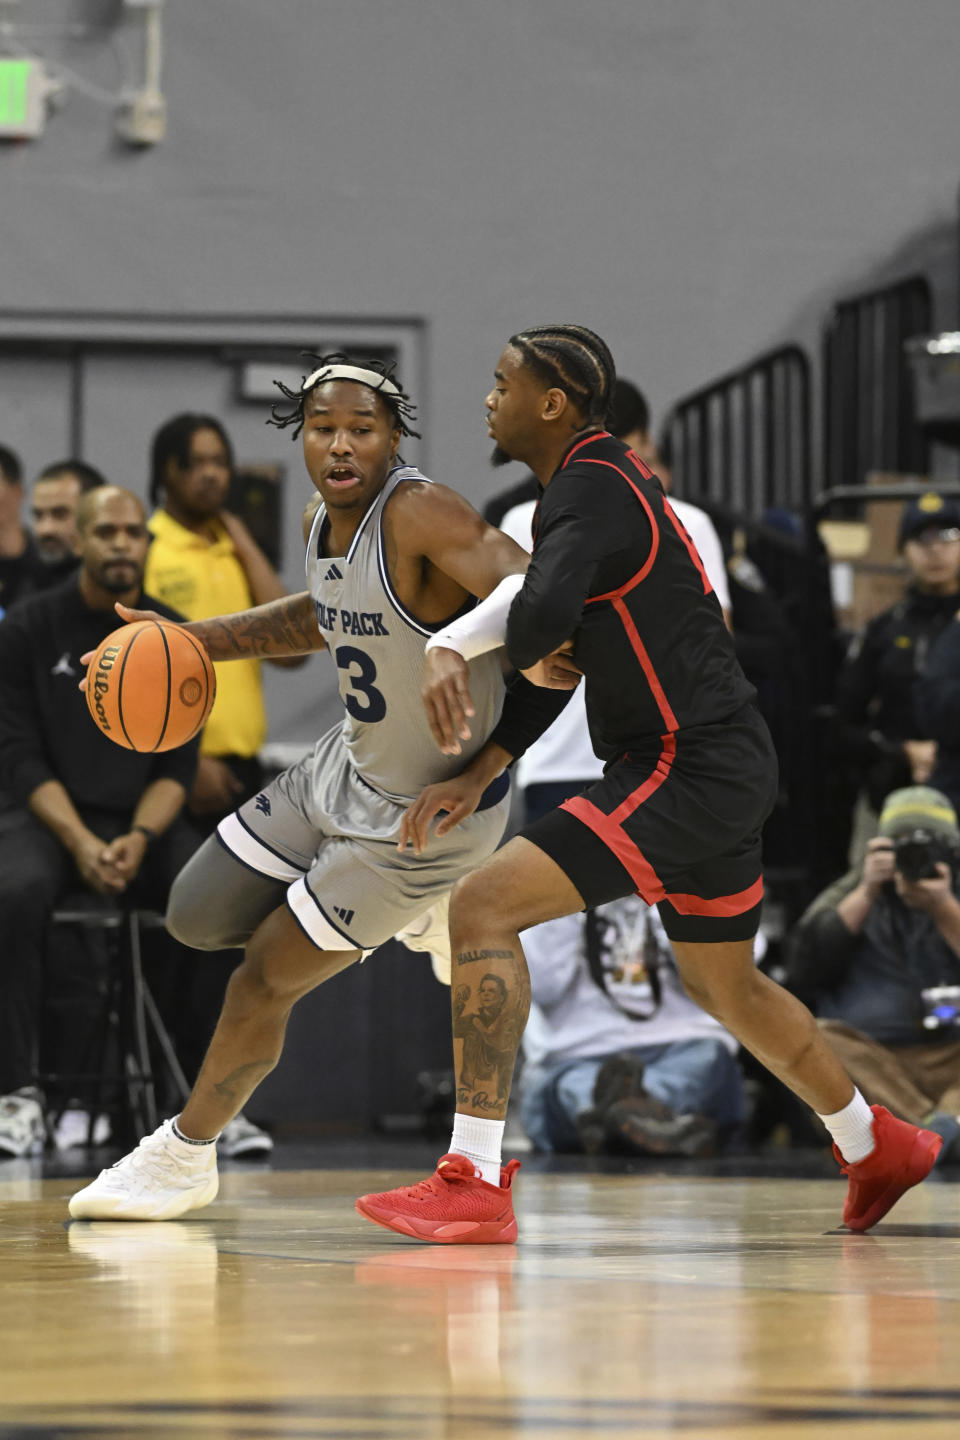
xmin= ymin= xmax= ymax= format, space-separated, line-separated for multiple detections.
xmin=507 ymin=324 xmax=616 ymax=425
xmin=149 ymin=415 xmax=234 ymax=507
xmin=268 ymin=351 xmax=420 ymax=441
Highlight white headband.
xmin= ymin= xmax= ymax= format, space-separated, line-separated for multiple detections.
xmin=302 ymin=364 xmax=401 ymax=396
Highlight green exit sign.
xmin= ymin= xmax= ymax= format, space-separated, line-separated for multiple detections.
xmin=0 ymin=58 xmax=47 ymax=139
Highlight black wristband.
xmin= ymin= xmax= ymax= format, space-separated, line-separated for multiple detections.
xmin=489 ymin=671 xmax=575 ymax=762
xmin=132 ymin=824 xmax=158 ymax=845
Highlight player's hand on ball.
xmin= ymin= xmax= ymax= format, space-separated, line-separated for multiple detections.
xmin=422 ymin=646 xmax=476 ymax=755
xmin=76 ymin=603 xmax=185 ymax=692
xmin=398 ymin=773 xmax=489 ymax=855
xmin=521 ymin=641 xmax=582 ymax=690
xmin=85 ymin=618 xmax=216 ymax=751
xmin=115 ymin=601 xmax=169 ymax=627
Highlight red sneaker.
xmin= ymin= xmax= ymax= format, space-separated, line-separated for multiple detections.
xmin=834 ymin=1105 xmax=943 ymax=1232
xmin=355 ymin=1153 xmax=521 ymax=1244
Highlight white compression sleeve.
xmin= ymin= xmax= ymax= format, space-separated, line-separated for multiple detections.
xmin=424 ymin=572 xmax=525 ymax=661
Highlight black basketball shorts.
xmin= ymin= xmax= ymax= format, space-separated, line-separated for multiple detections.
xmin=520 ymin=705 xmax=778 ymax=942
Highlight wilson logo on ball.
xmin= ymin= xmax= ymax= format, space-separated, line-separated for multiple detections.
xmin=90 ymin=644 xmax=122 ymax=733
xmin=85 ymin=619 xmax=216 ymax=753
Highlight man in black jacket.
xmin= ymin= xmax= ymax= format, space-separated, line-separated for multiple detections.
xmin=0 ymin=486 xmax=199 ymax=1157
xmin=786 ymin=786 xmax=960 ymax=1162
xmin=834 ymin=494 xmax=960 ymax=821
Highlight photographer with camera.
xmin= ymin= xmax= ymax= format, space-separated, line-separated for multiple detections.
xmin=786 ymin=786 xmax=960 ymax=1161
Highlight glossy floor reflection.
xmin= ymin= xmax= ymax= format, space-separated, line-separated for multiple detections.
xmin=0 ymin=1150 xmax=958 ymax=1439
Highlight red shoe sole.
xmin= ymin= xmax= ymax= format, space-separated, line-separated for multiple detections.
xmin=844 ymin=1127 xmax=943 ymax=1232
xmin=354 ymin=1198 xmax=518 ymax=1245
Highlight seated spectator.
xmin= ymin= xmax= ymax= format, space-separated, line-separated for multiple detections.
xmin=0 ymin=445 xmax=35 ymax=618
xmin=22 ymin=459 xmax=107 ymax=599
xmin=145 ymin=413 xmax=305 ymax=825
xmin=832 ymin=495 xmax=960 ymax=843
xmin=0 ymin=486 xmax=199 ymax=1158
xmin=519 ymin=899 xmax=748 ymax=1155
xmin=785 ymin=785 xmax=960 ymax=1162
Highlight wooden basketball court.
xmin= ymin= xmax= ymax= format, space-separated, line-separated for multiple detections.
xmin=1 ymin=1153 xmax=958 ymax=1438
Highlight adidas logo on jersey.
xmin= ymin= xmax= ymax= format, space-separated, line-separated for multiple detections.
xmin=333 ymin=905 xmax=355 ymax=927
xmin=324 ymin=563 xmax=343 ymax=582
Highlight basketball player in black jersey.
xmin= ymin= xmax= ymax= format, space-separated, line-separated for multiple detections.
xmin=356 ymin=324 xmax=943 ymax=1244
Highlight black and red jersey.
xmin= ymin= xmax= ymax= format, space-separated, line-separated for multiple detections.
xmin=505 ymin=430 xmax=755 ymax=761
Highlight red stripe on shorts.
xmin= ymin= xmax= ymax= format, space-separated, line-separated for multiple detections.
xmin=561 ymin=794 xmax=666 ymax=903
xmin=663 ymin=877 xmax=765 ymax=918
xmin=611 ymin=732 xmax=676 ymax=825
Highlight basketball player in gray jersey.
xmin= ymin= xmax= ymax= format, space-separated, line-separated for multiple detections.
xmin=70 ymin=356 xmax=574 ymax=1222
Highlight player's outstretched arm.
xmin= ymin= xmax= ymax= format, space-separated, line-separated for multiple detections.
xmin=116 ymin=592 xmax=326 ymax=661
xmin=389 ymin=482 xmax=530 ymax=753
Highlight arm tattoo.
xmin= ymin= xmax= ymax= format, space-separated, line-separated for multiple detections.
xmin=455 ymin=948 xmax=515 ymax=966
xmin=187 ymin=593 xmax=325 ymax=661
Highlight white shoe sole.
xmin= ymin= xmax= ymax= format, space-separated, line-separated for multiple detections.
xmin=67 ymin=1172 xmax=219 ymax=1221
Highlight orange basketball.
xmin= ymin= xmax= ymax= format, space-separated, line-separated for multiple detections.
xmin=86 ymin=619 xmax=216 ymax=753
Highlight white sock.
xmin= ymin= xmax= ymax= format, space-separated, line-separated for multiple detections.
xmin=817 ymin=1089 xmax=876 ymax=1164
xmin=172 ymin=1116 xmax=217 ymax=1148
xmin=449 ymin=1114 xmax=504 ymax=1186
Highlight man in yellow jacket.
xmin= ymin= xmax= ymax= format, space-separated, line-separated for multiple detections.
xmin=146 ymin=413 xmax=303 ymax=819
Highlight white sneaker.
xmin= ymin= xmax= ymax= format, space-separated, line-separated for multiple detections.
xmin=68 ymin=1119 xmax=219 ymax=1220
xmin=218 ymin=1113 xmax=273 ymax=1158
xmin=0 ymin=1088 xmax=46 ymax=1158
xmin=395 ymin=892 xmax=452 ymax=985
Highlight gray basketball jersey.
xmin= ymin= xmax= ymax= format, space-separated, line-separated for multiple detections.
xmin=305 ymin=465 xmax=506 ymax=803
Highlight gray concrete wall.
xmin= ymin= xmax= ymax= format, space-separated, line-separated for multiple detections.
xmin=4 ymin=0 xmax=960 ymax=497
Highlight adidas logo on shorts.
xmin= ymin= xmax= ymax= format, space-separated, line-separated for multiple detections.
xmin=333 ymin=904 xmax=355 ymax=927
xmin=255 ymin=793 xmax=271 ymax=816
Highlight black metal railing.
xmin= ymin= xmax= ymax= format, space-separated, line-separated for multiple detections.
xmin=822 ymin=276 xmax=932 ymax=497
xmin=664 ymin=344 xmax=812 ymax=520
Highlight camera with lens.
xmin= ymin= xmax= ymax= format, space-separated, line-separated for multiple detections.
xmin=892 ymin=827 xmax=956 ymax=882
xmin=921 ymin=985 xmax=960 ymax=1030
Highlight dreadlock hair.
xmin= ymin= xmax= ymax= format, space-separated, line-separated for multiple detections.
xmin=268 ymin=352 xmax=420 ymax=441
xmin=507 ymin=324 xmax=616 ymax=425
xmin=149 ymin=415 xmax=234 ymax=507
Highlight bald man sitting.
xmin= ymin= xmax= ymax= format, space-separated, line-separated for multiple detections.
xmin=0 ymin=487 xmax=200 ymax=1157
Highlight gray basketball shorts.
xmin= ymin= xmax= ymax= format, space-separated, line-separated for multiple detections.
xmin=216 ymin=725 xmax=510 ymax=953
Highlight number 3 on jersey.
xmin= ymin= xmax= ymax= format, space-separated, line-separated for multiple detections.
xmin=335 ymin=645 xmax=387 ymax=722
